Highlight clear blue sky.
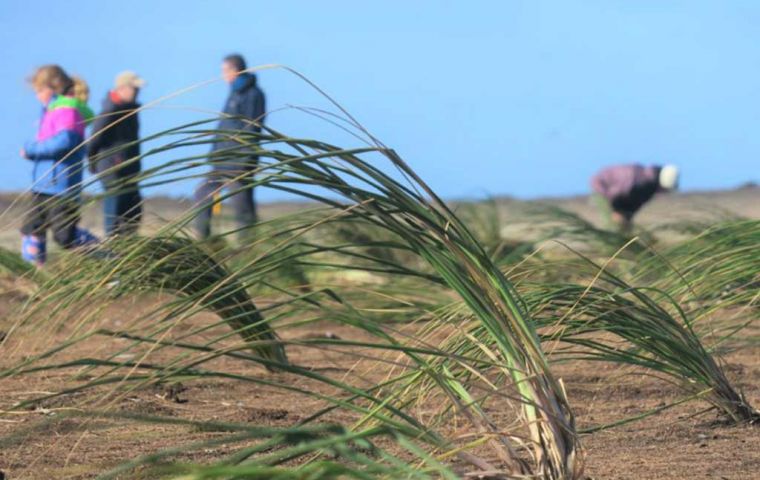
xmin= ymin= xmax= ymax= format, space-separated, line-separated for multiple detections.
xmin=1 ymin=0 xmax=758 ymax=201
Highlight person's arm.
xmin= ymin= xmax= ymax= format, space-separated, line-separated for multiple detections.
xmin=24 ymin=130 xmax=81 ymax=160
xmin=253 ymin=89 xmax=265 ymax=133
xmin=240 ymin=89 xmax=265 ymax=135
xmin=133 ymin=109 xmax=141 ymax=157
xmin=87 ymin=104 xmax=116 ymax=171
xmin=24 ymin=108 xmax=82 ymax=161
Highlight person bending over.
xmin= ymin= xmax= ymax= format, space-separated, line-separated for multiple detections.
xmin=590 ymin=163 xmax=679 ymax=233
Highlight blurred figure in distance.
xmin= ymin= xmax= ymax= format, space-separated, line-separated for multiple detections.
xmin=19 ymin=65 xmax=98 ymax=266
xmin=88 ymin=71 xmax=145 ymax=236
xmin=194 ymin=53 xmax=266 ymax=240
xmin=591 ymin=164 xmax=680 ymax=233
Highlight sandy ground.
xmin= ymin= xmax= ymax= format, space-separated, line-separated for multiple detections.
xmin=0 ymin=301 xmax=757 ymax=480
xmin=0 ymin=188 xmax=758 ymax=479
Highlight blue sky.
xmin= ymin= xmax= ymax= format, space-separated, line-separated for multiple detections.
xmin=1 ymin=0 xmax=758 ymax=201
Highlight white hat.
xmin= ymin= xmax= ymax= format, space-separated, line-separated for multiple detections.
xmin=115 ymin=71 xmax=146 ymax=89
xmin=659 ymin=165 xmax=679 ymax=190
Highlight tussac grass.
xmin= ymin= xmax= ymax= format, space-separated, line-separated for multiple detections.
xmin=0 ymin=68 xmax=757 ymax=477
xmin=1 ymin=119 xmax=583 ymax=478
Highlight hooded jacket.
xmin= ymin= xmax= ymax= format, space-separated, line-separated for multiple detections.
xmin=87 ymin=92 xmax=141 ymax=184
xmin=210 ymin=72 xmax=265 ymax=170
xmin=23 ymin=95 xmax=89 ymax=196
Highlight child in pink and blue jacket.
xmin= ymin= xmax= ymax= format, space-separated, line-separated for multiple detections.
xmin=19 ymin=65 xmax=97 ymax=266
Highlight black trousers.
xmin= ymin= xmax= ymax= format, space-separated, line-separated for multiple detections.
xmin=610 ymin=196 xmax=640 ymax=221
xmin=20 ymin=193 xmax=81 ymax=248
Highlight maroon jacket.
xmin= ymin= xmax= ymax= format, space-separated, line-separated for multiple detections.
xmin=591 ymin=164 xmax=662 ymax=215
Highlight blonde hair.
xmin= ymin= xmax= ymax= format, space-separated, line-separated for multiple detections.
xmin=29 ymin=64 xmax=73 ymax=95
xmin=71 ymin=76 xmax=90 ymax=102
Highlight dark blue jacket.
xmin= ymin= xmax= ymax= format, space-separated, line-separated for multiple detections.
xmin=211 ymin=73 xmax=265 ymax=170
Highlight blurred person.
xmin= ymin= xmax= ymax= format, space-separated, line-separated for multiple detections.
xmin=591 ymin=163 xmax=680 ymax=233
xmin=19 ymin=65 xmax=98 ymax=266
xmin=88 ymin=71 xmax=145 ymax=236
xmin=54 ymin=76 xmax=95 ymax=122
xmin=194 ymin=53 xmax=266 ymax=240
xmin=72 ymin=76 xmax=89 ymax=102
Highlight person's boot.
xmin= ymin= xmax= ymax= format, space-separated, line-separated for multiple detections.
xmin=74 ymin=227 xmax=99 ymax=247
xmin=21 ymin=234 xmax=46 ymax=267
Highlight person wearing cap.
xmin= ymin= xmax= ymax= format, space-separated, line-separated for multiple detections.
xmin=194 ymin=53 xmax=266 ymax=240
xmin=590 ymin=163 xmax=680 ymax=233
xmin=88 ymin=71 xmax=145 ymax=236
